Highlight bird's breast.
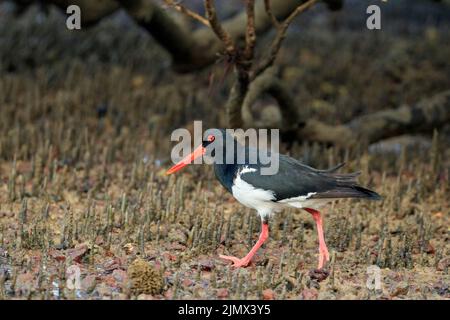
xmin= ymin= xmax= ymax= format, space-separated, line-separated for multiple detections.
xmin=231 ymin=168 xmax=277 ymax=213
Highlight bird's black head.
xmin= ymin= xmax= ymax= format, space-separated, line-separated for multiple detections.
xmin=201 ymin=128 xmax=229 ymax=148
xmin=202 ymin=133 xmax=216 ymax=148
xmin=201 ymin=128 xmax=231 ymax=161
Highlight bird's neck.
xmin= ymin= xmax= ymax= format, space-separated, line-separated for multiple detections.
xmin=213 ymin=141 xmax=247 ymax=193
xmin=213 ymin=163 xmax=236 ymax=194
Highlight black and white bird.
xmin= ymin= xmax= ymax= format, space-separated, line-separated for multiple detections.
xmin=167 ymin=129 xmax=381 ymax=269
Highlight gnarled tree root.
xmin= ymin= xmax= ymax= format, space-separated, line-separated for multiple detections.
xmin=298 ymin=90 xmax=450 ymax=146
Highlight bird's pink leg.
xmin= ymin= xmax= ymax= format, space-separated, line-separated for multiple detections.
xmin=305 ymin=208 xmax=330 ymax=269
xmin=219 ymin=222 xmax=269 ymax=268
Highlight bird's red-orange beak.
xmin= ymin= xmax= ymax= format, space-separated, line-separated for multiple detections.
xmin=166 ymin=144 xmax=205 ymax=175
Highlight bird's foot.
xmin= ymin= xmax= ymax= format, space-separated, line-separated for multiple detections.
xmin=309 ymin=268 xmax=330 ymax=282
xmin=311 ymin=247 xmax=330 ymax=282
xmin=219 ymin=254 xmax=251 ymax=268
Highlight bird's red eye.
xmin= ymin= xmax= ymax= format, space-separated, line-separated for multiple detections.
xmin=207 ymin=135 xmax=215 ymax=142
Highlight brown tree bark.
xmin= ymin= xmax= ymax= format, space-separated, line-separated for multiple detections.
xmin=298 ymin=90 xmax=450 ymax=146
xmin=241 ymin=67 xmax=298 ymax=130
xmin=33 ymin=0 xmax=346 ymax=72
xmin=44 ymin=0 xmax=321 ymax=72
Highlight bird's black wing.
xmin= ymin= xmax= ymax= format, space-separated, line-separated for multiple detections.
xmin=241 ymin=154 xmax=380 ymax=201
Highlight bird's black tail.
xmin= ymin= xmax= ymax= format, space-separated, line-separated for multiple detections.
xmin=314 ymin=163 xmax=382 ymax=200
xmin=312 ymin=184 xmax=382 ymax=201
xmin=337 ymin=185 xmax=382 ymax=200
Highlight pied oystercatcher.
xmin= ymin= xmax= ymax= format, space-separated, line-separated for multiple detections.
xmin=167 ymin=129 xmax=381 ymax=269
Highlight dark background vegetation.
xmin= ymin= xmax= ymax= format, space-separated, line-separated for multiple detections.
xmin=0 ymin=0 xmax=448 ymax=300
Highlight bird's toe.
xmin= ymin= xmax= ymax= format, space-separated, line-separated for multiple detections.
xmin=219 ymin=254 xmax=250 ymax=268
